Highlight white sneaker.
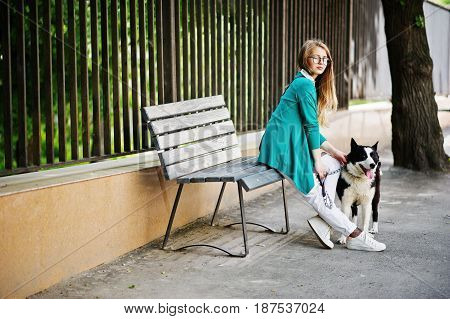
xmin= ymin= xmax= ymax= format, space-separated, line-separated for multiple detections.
xmin=307 ymin=215 xmax=334 ymax=249
xmin=346 ymin=231 xmax=386 ymax=252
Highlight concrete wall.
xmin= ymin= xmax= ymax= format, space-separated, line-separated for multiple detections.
xmin=1 ymin=106 xmax=449 ymax=299
xmin=322 ymin=103 xmax=392 ymax=152
xmin=0 ymin=137 xmax=277 ymax=299
xmin=350 ymin=0 xmax=450 ymax=99
xmin=424 ymin=1 xmax=450 ymax=95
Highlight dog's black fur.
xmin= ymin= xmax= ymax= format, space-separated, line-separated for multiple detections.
xmin=336 ymin=138 xmax=382 ymax=243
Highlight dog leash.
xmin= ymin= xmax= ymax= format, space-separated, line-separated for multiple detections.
xmin=316 ymin=166 xmax=341 ymax=191
xmin=315 ymin=166 xmax=342 ymax=209
xmin=327 ymin=167 xmax=341 ymax=176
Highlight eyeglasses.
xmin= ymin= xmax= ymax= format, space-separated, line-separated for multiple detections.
xmin=308 ymin=56 xmax=331 ymax=66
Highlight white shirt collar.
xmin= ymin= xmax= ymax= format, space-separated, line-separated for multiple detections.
xmin=300 ymin=69 xmax=315 ymax=83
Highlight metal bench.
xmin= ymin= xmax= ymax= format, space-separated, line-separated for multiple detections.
xmin=142 ymin=95 xmax=290 ymax=257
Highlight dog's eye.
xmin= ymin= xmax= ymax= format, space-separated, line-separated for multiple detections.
xmin=370 ymin=151 xmax=379 ymax=161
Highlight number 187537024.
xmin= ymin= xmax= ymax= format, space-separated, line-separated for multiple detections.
xmin=254 ymin=302 xmax=324 ymax=314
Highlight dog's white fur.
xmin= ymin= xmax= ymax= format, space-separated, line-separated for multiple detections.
xmin=337 ymin=147 xmax=378 ymax=244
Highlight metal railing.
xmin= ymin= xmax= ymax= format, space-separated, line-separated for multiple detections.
xmin=0 ymin=0 xmax=352 ymax=175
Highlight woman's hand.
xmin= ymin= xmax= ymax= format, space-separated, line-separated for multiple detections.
xmin=320 ymin=141 xmax=347 ymax=165
xmin=314 ymin=159 xmax=327 ymax=180
xmin=332 ymin=149 xmax=347 ymax=165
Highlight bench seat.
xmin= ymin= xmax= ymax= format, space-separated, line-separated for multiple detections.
xmin=177 ymin=156 xmax=283 ymax=189
xmin=142 ymin=95 xmax=289 ymax=257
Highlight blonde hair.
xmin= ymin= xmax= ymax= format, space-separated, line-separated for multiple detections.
xmin=297 ymin=39 xmax=338 ymax=126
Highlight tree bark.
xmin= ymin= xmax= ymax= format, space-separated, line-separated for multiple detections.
xmin=381 ymin=0 xmax=449 ymax=171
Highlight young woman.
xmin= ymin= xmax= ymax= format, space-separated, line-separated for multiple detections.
xmin=257 ymin=39 xmax=386 ymax=252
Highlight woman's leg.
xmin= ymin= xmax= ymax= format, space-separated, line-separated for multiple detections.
xmin=320 ymin=154 xmax=341 ymax=202
xmin=278 ymin=158 xmax=386 ymax=251
xmin=303 ymin=181 xmax=357 ymax=237
xmin=278 ymin=162 xmax=356 ymax=237
xmin=315 ymin=154 xmax=386 ymax=251
xmin=303 ymin=154 xmax=357 ymax=237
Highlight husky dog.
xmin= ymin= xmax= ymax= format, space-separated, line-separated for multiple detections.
xmin=336 ymin=138 xmax=382 ymax=244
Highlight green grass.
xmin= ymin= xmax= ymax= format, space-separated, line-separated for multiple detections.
xmin=430 ymin=0 xmax=450 ymax=6
xmin=349 ymin=99 xmax=380 ymax=106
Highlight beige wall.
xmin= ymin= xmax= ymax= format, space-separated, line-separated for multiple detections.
xmin=323 ymin=107 xmax=450 ymax=152
xmin=1 ymin=107 xmax=449 ymax=299
xmin=0 ymin=148 xmax=279 ymax=299
xmin=322 ymin=109 xmax=392 ymax=152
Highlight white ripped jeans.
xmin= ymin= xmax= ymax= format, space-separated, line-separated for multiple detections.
xmin=280 ymin=154 xmax=357 ymax=236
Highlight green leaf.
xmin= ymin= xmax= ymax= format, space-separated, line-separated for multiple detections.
xmin=415 ymin=15 xmax=425 ymax=28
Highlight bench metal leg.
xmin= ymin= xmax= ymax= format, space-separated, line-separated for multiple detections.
xmin=281 ymin=179 xmax=290 ymax=234
xmin=163 ymin=182 xmax=247 ymax=257
xmin=162 ymin=183 xmax=184 ymax=249
xmin=162 ymin=179 xmax=288 ymax=257
xmin=225 ymin=179 xmax=290 ymax=234
xmin=237 ymin=181 xmax=249 ymax=256
xmin=210 ymin=182 xmax=227 ymax=226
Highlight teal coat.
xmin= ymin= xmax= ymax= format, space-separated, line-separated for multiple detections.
xmin=257 ymin=71 xmax=326 ymax=194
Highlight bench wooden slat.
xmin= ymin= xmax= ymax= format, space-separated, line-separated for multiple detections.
xmin=240 ymin=169 xmax=284 ymax=192
xmin=165 ymin=146 xmax=242 ymax=180
xmin=155 ymin=120 xmax=235 ymax=150
xmin=151 ymin=107 xmax=230 ymax=135
xmin=220 ymin=164 xmax=272 ymax=182
xmin=161 ymin=133 xmax=239 ymax=166
xmin=176 ymin=156 xmax=255 ymax=183
xmin=143 ymin=95 xmax=225 ymax=120
xmin=179 ymin=157 xmax=269 ymax=183
xmin=190 ymin=157 xmax=260 ymax=182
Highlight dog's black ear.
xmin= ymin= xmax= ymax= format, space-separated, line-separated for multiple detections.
xmin=372 ymin=141 xmax=379 ymax=151
xmin=351 ymin=138 xmax=358 ymax=149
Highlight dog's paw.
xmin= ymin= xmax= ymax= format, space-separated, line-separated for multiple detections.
xmin=369 ymin=222 xmax=379 ymax=234
xmin=337 ymin=235 xmax=347 ymax=245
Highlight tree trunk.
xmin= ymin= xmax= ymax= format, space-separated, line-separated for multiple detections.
xmin=381 ymin=0 xmax=448 ymax=171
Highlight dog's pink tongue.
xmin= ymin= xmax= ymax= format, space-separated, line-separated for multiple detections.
xmin=366 ymin=170 xmax=374 ymax=179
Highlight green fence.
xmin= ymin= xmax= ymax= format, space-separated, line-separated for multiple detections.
xmin=0 ymin=0 xmax=352 ymax=175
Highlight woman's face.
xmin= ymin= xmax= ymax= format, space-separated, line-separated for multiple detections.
xmin=306 ymin=46 xmax=329 ymax=77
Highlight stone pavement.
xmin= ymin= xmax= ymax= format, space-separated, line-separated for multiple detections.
xmin=31 ymin=129 xmax=450 ymax=299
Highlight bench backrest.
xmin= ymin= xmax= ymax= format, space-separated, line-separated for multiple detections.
xmin=142 ymin=96 xmax=242 ymax=180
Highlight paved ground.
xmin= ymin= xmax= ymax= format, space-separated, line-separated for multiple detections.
xmin=31 ymin=129 xmax=450 ymax=299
